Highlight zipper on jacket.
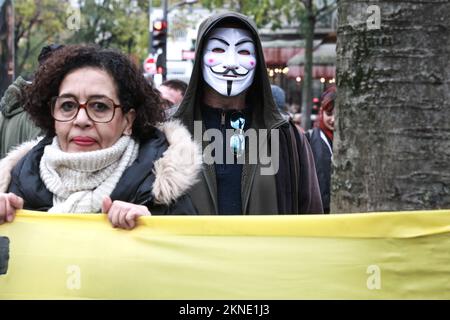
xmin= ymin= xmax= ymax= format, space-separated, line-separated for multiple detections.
xmin=220 ymin=111 xmax=226 ymax=130
xmin=220 ymin=110 xmax=226 ymax=165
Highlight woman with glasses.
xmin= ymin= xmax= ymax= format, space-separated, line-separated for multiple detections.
xmin=0 ymin=45 xmax=201 ymax=229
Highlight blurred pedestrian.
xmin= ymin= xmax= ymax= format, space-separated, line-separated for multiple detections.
xmin=306 ymin=85 xmax=336 ymax=213
xmin=270 ymin=85 xmax=286 ymax=111
xmin=271 ymin=84 xmax=306 ymax=134
xmin=0 ymin=44 xmax=64 ymax=159
xmin=159 ymin=79 xmax=187 ymax=107
xmin=158 ymin=79 xmax=188 ymax=118
xmin=292 ymin=113 xmax=305 ymax=133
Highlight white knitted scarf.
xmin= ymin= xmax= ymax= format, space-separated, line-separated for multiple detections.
xmin=40 ymin=135 xmax=139 ymax=213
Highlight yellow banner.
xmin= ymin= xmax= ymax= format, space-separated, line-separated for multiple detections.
xmin=1 ymin=209 xmax=450 ymax=299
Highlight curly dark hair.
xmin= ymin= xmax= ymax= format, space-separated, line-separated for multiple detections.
xmin=25 ymin=45 xmax=165 ymax=140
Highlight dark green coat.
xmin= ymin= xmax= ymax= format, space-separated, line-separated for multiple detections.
xmin=0 ymin=77 xmax=42 ymax=159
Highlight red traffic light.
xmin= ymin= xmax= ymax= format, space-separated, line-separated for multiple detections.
xmin=153 ymin=20 xmax=167 ymax=32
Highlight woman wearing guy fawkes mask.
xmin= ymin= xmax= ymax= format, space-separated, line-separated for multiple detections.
xmin=174 ymin=12 xmax=323 ymax=215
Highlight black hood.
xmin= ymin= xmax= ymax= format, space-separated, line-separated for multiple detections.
xmin=174 ymin=11 xmax=286 ymax=133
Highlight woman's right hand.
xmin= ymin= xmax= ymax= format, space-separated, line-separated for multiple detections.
xmin=0 ymin=193 xmax=24 ymax=224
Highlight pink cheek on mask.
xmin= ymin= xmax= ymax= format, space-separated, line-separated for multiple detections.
xmin=208 ymin=58 xmax=214 ymax=64
xmin=250 ymin=60 xmax=255 ymax=67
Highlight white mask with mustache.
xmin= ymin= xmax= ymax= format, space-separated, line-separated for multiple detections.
xmin=202 ymin=27 xmax=257 ymax=97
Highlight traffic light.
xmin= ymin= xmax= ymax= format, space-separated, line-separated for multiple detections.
xmin=151 ymin=19 xmax=167 ymax=80
xmin=156 ymin=53 xmax=166 ymax=75
xmin=151 ymin=19 xmax=167 ymax=54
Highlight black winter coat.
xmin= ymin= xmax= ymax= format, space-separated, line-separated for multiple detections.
xmin=1 ymin=122 xmax=202 ymax=215
xmin=307 ymin=128 xmax=333 ymax=213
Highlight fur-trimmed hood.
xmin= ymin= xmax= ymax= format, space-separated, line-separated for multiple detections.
xmin=0 ymin=120 xmax=202 ymax=206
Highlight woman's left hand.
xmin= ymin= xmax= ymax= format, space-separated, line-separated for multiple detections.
xmin=102 ymin=196 xmax=151 ymax=230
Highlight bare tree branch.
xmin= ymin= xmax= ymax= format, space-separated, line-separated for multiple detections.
xmin=317 ymin=3 xmax=337 ymax=20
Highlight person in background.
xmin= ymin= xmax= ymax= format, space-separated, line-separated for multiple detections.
xmin=292 ymin=113 xmax=305 ymax=134
xmin=158 ymin=79 xmax=188 ymax=118
xmin=271 ymin=84 xmax=306 ymax=134
xmin=306 ymin=85 xmax=336 ymax=213
xmin=0 ymin=44 xmax=64 ymax=159
xmin=270 ymin=84 xmax=291 ymax=120
xmin=270 ymin=85 xmax=286 ymax=111
xmin=0 ymin=45 xmax=201 ymax=229
xmin=159 ymin=79 xmax=187 ymax=107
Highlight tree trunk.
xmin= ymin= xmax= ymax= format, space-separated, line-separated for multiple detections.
xmin=332 ymin=0 xmax=450 ymax=213
xmin=0 ymin=0 xmax=14 ymax=96
xmin=300 ymin=1 xmax=315 ymax=130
